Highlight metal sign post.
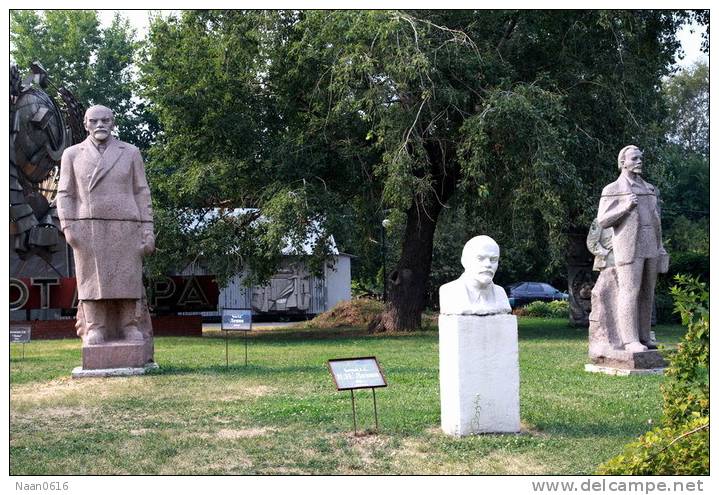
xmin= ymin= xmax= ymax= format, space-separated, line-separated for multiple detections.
xmin=372 ymin=388 xmax=379 ymax=430
xmin=10 ymin=325 xmax=31 ymax=362
xmin=221 ymin=308 xmax=252 ymax=367
xmin=350 ymin=389 xmax=357 ymax=435
xmin=327 ymin=356 xmax=387 ymax=435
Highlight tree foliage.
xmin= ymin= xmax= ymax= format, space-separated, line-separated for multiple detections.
xmin=598 ymin=275 xmax=709 ymax=475
xmin=139 ymin=10 xmax=693 ymax=328
xmin=663 ymin=62 xmax=708 ymax=156
xmin=655 ymin=62 xmax=709 ymax=253
xmin=139 ymin=11 xmax=348 ymax=286
xmin=10 ymin=10 xmax=157 ymax=149
xmin=649 ymin=61 xmax=709 ymax=323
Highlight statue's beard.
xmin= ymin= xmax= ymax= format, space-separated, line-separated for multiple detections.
xmin=468 ymin=271 xmax=494 ymax=286
xmin=477 ymin=273 xmax=493 ymax=285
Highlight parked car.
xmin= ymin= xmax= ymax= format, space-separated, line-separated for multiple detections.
xmin=506 ymin=282 xmax=568 ymax=308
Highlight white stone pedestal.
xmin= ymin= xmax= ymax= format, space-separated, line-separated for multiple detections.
xmin=439 ymin=314 xmax=520 ymax=436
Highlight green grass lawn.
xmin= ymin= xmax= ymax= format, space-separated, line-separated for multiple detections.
xmin=9 ymin=318 xmax=684 ymax=475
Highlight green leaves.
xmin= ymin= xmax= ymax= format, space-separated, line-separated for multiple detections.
xmin=137 ymin=10 xmax=693 ymax=324
xmin=663 ymin=275 xmax=709 ymax=427
xmin=598 ymin=275 xmax=709 ymax=475
xmin=11 ymin=10 xmax=156 ymax=149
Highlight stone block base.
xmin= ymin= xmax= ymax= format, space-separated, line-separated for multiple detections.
xmin=82 ymin=340 xmax=153 ymax=370
xmin=72 ymin=362 xmax=159 ymax=378
xmin=584 ymin=364 xmax=664 ymax=376
xmin=588 ymin=347 xmax=666 ymax=370
xmin=439 ymin=314 xmax=520 ymax=436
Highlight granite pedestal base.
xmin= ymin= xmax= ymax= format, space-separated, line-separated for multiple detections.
xmin=81 ymin=340 xmax=154 ymax=370
xmin=584 ymin=364 xmax=664 ymax=376
xmin=588 ymin=346 xmax=666 ymax=373
xmin=439 ymin=314 xmax=520 ymax=436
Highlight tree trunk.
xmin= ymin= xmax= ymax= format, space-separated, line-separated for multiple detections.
xmin=372 ymin=141 xmax=457 ymax=332
xmin=380 ymin=186 xmax=449 ymax=331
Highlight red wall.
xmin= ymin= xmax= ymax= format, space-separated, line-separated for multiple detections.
xmin=13 ymin=315 xmax=203 ymax=340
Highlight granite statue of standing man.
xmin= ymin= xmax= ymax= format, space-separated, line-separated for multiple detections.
xmin=57 ymin=105 xmax=155 ymax=370
xmin=595 ymin=145 xmax=668 ymax=354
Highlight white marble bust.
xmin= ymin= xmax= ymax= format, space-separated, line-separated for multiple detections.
xmin=439 ymin=235 xmax=511 ymax=316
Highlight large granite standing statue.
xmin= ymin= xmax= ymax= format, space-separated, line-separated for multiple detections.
xmin=586 ymin=145 xmax=669 ymax=374
xmin=438 ymin=235 xmax=520 ymax=436
xmin=57 ymin=105 xmax=156 ymax=376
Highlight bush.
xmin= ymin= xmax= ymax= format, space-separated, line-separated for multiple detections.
xmin=597 ymin=275 xmax=709 ymax=475
xmin=597 ymin=417 xmax=708 ymax=475
xmin=655 ymin=251 xmax=709 ymax=324
xmin=513 ymin=300 xmax=569 ymax=318
xmin=662 ymin=275 xmax=709 ymax=426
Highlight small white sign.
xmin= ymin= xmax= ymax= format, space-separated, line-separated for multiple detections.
xmin=222 ymin=309 xmax=252 ymax=331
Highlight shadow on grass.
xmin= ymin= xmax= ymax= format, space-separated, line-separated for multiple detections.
xmin=516 ymin=319 xmax=587 ymax=341
xmin=530 ymin=419 xmax=653 ymax=439
xmin=201 ymin=328 xmax=374 ymax=342
xmin=149 ymin=363 xmax=325 ymax=376
xmin=181 ymin=329 xmax=439 ymax=346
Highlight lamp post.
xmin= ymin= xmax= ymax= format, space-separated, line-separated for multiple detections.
xmin=381 ymin=218 xmax=390 ymax=303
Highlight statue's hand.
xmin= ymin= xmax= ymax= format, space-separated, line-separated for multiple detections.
xmin=658 ymin=249 xmax=670 ymax=274
xmin=627 ymin=193 xmax=639 ymax=210
xmin=62 ymin=223 xmax=77 ymax=247
xmin=141 ymin=229 xmax=155 ymax=255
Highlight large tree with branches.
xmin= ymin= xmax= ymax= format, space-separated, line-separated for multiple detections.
xmin=141 ymin=10 xmax=692 ymax=329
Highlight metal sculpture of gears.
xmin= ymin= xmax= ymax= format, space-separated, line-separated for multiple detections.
xmin=10 ymin=62 xmax=86 ymax=261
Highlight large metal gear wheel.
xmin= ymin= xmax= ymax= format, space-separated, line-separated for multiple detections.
xmin=10 ymin=62 xmax=87 ymax=261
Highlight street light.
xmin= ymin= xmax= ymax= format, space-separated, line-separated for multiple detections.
xmin=381 ymin=218 xmax=390 ymax=303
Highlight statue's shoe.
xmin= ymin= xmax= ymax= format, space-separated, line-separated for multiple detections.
xmin=642 ymin=340 xmax=658 ymax=350
xmin=85 ymin=329 xmax=104 ymax=345
xmin=124 ymin=327 xmax=144 ymax=342
xmin=624 ymin=341 xmax=648 ymax=353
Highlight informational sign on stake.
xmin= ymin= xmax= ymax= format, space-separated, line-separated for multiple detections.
xmin=221 ymin=308 xmax=252 ymax=366
xmin=10 ymin=325 xmax=31 ymax=360
xmin=327 ymin=356 xmax=387 ymax=435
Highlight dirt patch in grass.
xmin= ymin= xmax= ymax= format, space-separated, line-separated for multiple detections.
xmin=393 ymin=431 xmax=549 ymax=475
xmin=216 ymin=384 xmax=275 ymax=401
xmin=261 ymin=466 xmax=306 ymax=475
xmin=43 ymin=406 xmax=92 ymax=419
xmin=129 ymin=428 xmax=152 ymax=436
xmin=216 ymin=427 xmax=273 ymax=439
xmin=159 ymin=447 xmax=253 ymax=475
xmin=11 ymin=402 xmax=96 ymax=429
xmin=334 ymin=432 xmax=392 ymax=471
xmin=475 ymin=450 xmax=548 ymax=474
xmin=12 ymin=375 xmax=275 ymax=406
xmin=11 ymin=376 xmax=154 ymax=404
xmin=391 ymin=437 xmax=439 ymax=473
xmin=399 ymin=437 xmax=431 ymax=459
xmin=304 ymin=299 xmax=384 ymax=329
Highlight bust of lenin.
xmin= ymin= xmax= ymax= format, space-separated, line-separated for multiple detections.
xmin=439 ymin=235 xmax=511 ymax=316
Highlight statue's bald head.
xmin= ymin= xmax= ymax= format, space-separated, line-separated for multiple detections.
xmin=84 ymin=105 xmax=115 ymax=142
xmin=461 ymin=235 xmax=500 ymax=286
